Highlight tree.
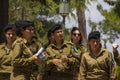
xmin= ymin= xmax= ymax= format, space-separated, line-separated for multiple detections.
xmin=70 ymin=0 xmax=96 ymax=46
xmin=9 ymin=0 xmax=59 ymax=43
xmin=0 ymin=0 xmax=9 ymax=43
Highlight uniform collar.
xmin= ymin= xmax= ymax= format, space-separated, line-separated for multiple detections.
xmin=49 ymin=40 xmax=71 ymax=49
xmin=90 ymin=48 xmax=105 ymax=58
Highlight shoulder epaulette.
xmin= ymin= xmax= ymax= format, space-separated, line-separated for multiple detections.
xmin=64 ymin=40 xmax=73 ymax=45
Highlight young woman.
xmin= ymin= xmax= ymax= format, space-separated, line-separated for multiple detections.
xmin=0 ymin=24 xmax=17 ymax=80
xmin=79 ymin=31 xmax=116 ymax=80
xmin=71 ymin=27 xmax=86 ymax=80
xmin=10 ymin=20 xmax=42 ymax=80
xmin=44 ymin=24 xmax=78 ymax=80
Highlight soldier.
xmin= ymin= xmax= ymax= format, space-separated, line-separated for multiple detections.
xmin=112 ymin=43 xmax=120 ymax=65
xmin=10 ymin=20 xmax=42 ymax=80
xmin=44 ymin=24 xmax=78 ymax=80
xmin=0 ymin=24 xmax=17 ymax=80
xmin=70 ymin=27 xmax=87 ymax=80
xmin=79 ymin=31 xmax=116 ymax=80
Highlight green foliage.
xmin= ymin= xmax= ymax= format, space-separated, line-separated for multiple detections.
xmin=89 ymin=2 xmax=120 ymax=44
xmin=9 ymin=0 xmax=60 ymax=43
xmin=104 ymin=0 xmax=116 ymax=5
xmin=114 ymin=0 xmax=120 ymax=17
xmin=116 ymin=65 xmax=120 ymax=80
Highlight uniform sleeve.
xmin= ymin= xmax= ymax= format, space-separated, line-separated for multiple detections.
xmin=12 ymin=42 xmax=35 ymax=67
xmin=79 ymin=55 xmax=87 ymax=80
xmin=113 ymin=50 xmax=120 ymax=66
xmin=115 ymin=54 xmax=120 ymax=66
xmin=109 ymin=52 xmax=117 ymax=80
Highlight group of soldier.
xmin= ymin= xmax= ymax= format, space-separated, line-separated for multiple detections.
xmin=0 ymin=20 xmax=120 ymax=80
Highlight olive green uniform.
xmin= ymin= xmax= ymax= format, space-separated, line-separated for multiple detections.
xmin=72 ymin=45 xmax=87 ymax=80
xmin=0 ymin=43 xmax=13 ymax=80
xmin=80 ymin=48 xmax=116 ymax=80
xmin=10 ymin=37 xmax=42 ymax=80
xmin=113 ymin=50 xmax=120 ymax=66
xmin=44 ymin=41 xmax=78 ymax=80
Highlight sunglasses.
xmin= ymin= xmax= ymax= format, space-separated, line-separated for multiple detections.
xmin=73 ymin=33 xmax=80 ymax=36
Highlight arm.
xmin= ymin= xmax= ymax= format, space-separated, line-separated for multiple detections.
xmin=112 ymin=43 xmax=120 ymax=66
xmin=79 ymin=55 xmax=87 ymax=80
xmin=109 ymin=52 xmax=117 ymax=80
xmin=12 ymin=42 xmax=37 ymax=67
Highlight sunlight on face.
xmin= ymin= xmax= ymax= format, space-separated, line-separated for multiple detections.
xmin=89 ymin=39 xmax=100 ymax=50
xmin=71 ymin=30 xmax=81 ymax=44
xmin=5 ymin=30 xmax=16 ymax=43
xmin=53 ymin=29 xmax=64 ymax=41
xmin=22 ymin=26 xmax=34 ymax=39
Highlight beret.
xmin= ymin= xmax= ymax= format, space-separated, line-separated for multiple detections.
xmin=88 ymin=31 xmax=100 ymax=40
xmin=3 ymin=24 xmax=15 ymax=32
xmin=50 ymin=24 xmax=62 ymax=33
xmin=15 ymin=20 xmax=34 ymax=29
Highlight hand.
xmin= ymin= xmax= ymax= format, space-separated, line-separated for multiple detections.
xmin=112 ymin=43 xmax=119 ymax=50
xmin=61 ymin=55 xmax=69 ymax=62
xmin=35 ymin=58 xmax=42 ymax=64
xmin=52 ymin=59 xmax=62 ymax=66
xmin=32 ymin=54 xmax=38 ymax=60
xmin=112 ymin=43 xmax=119 ymax=57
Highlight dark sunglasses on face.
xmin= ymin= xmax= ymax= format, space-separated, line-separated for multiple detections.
xmin=73 ymin=33 xmax=80 ymax=36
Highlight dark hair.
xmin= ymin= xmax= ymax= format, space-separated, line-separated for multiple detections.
xmin=3 ymin=24 xmax=16 ymax=33
xmin=3 ymin=24 xmax=16 ymax=43
xmin=88 ymin=31 xmax=100 ymax=41
xmin=15 ymin=20 xmax=34 ymax=36
xmin=15 ymin=20 xmax=34 ymax=30
xmin=71 ymin=27 xmax=83 ymax=45
xmin=50 ymin=23 xmax=62 ymax=33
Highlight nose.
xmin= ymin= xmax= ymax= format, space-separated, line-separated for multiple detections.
xmin=10 ymin=34 xmax=13 ymax=37
xmin=94 ymin=41 xmax=97 ymax=45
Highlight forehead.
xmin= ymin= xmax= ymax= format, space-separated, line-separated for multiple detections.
xmin=5 ymin=29 xmax=15 ymax=33
xmin=89 ymin=39 xmax=100 ymax=42
xmin=25 ymin=26 xmax=34 ymax=29
xmin=54 ymin=29 xmax=63 ymax=32
xmin=73 ymin=30 xmax=80 ymax=33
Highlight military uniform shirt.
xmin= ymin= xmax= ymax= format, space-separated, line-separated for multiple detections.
xmin=11 ymin=37 xmax=41 ymax=80
xmin=0 ymin=43 xmax=13 ymax=73
xmin=80 ymin=48 xmax=116 ymax=80
xmin=46 ymin=41 xmax=77 ymax=71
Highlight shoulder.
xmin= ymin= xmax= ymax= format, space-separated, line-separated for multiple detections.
xmin=82 ymin=52 xmax=89 ymax=57
xmin=101 ymin=48 xmax=111 ymax=54
xmin=14 ymin=37 xmax=25 ymax=44
xmin=32 ymin=36 xmax=42 ymax=44
xmin=0 ymin=43 xmax=5 ymax=49
xmin=64 ymin=40 xmax=73 ymax=46
xmin=79 ymin=45 xmax=87 ymax=50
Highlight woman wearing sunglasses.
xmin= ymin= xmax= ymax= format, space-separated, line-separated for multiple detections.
xmin=70 ymin=27 xmax=87 ymax=80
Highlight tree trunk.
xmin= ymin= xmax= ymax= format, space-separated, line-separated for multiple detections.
xmin=77 ymin=7 xmax=87 ymax=47
xmin=0 ymin=0 xmax=8 ymax=43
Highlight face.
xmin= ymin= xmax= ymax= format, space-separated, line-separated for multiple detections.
xmin=5 ymin=30 xmax=16 ymax=43
xmin=71 ymin=30 xmax=81 ymax=44
xmin=88 ymin=39 xmax=100 ymax=51
xmin=53 ymin=29 xmax=64 ymax=42
xmin=21 ymin=26 xmax=34 ymax=40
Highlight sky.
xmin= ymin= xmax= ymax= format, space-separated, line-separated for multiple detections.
xmin=65 ymin=0 xmax=120 ymax=52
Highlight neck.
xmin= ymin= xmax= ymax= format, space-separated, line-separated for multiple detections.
xmin=92 ymin=48 xmax=101 ymax=54
xmin=25 ymin=37 xmax=32 ymax=43
xmin=74 ymin=42 xmax=79 ymax=46
xmin=56 ymin=40 xmax=63 ymax=49
xmin=6 ymin=42 xmax=12 ymax=49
